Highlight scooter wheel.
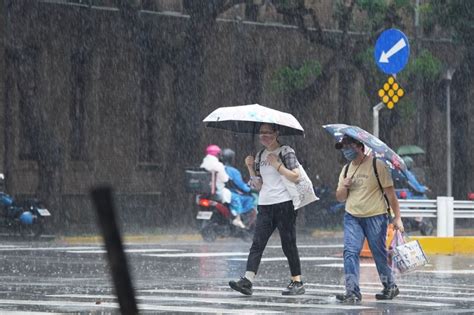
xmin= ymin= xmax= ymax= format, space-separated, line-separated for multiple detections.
xmin=19 ymin=220 xmax=44 ymax=239
xmin=201 ymin=226 xmax=217 ymax=242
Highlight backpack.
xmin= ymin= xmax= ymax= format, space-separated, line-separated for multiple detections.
xmin=343 ymin=157 xmax=392 ymax=216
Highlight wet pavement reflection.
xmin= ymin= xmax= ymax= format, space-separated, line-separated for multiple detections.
xmin=0 ymin=234 xmax=473 ymax=314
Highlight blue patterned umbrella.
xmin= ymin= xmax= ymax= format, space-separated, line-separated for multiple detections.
xmin=203 ymin=104 xmax=304 ymax=136
xmin=323 ymin=124 xmax=406 ymax=172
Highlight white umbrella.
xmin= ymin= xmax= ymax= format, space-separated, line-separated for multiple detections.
xmin=203 ymin=104 xmax=304 ymax=136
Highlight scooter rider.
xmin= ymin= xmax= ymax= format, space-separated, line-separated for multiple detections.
xmin=200 ymin=145 xmax=244 ymax=228
xmin=221 ymin=148 xmax=255 ymax=228
xmin=401 ymin=156 xmax=429 ymax=195
xmin=200 ymin=145 xmax=232 ymax=205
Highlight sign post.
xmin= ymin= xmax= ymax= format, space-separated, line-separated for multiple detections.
xmin=373 ymin=29 xmax=410 ymax=136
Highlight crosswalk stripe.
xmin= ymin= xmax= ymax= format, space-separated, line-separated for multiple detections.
xmin=0 ymin=299 xmax=280 ymax=314
xmin=267 ymin=245 xmax=344 ymax=249
xmin=228 ymin=256 xmax=343 ymax=262
xmin=251 ymin=286 xmax=455 ymax=307
xmin=46 ymin=294 xmax=372 ymax=310
xmin=66 ymin=249 xmax=184 ymax=254
xmin=143 ymin=252 xmax=249 ymax=257
xmin=315 ymin=263 xmax=376 ymax=267
xmin=0 ymin=246 xmax=102 ymax=251
xmin=307 ymin=283 xmax=474 ymax=296
xmin=360 ymin=281 xmax=474 ymax=291
xmin=415 ymin=270 xmax=474 ymax=275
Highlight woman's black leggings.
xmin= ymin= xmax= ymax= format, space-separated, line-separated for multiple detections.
xmin=246 ymin=200 xmax=301 ymax=276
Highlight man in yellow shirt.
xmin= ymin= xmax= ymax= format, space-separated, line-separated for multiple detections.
xmin=334 ymin=135 xmax=404 ymax=303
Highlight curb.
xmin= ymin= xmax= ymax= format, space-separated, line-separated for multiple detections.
xmin=410 ymin=236 xmax=474 ymax=255
xmin=60 ymin=234 xmax=202 ymax=244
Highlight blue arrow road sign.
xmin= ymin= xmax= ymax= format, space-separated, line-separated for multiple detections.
xmin=374 ymin=29 xmax=410 ymax=75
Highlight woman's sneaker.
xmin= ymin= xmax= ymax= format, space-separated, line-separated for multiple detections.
xmin=336 ymin=292 xmax=362 ymax=304
xmin=375 ymin=285 xmax=399 ymax=300
xmin=282 ymin=280 xmax=305 ymax=295
xmin=229 ymin=277 xmax=253 ymax=295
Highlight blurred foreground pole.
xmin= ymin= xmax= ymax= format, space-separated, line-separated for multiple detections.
xmin=91 ymin=186 xmax=138 ymax=315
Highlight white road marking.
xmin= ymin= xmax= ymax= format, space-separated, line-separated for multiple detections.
xmin=268 ymin=244 xmax=344 ymax=249
xmin=415 ymin=270 xmax=474 ymax=275
xmin=137 ymin=289 xmax=325 ymax=300
xmin=228 ymin=256 xmax=343 ymax=262
xmin=309 ymin=283 xmax=474 ymax=296
xmin=253 ymin=286 xmax=454 ymax=307
xmin=0 ymin=312 xmax=64 ymax=315
xmin=0 ymin=246 xmax=102 ymax=251
xmin=46 ymin=294 xmax=372 ymax=310
xmin=143 ymin=252 xmax=249 ymax=258
xmin=67 ymin=249 xmax=184 ymax=254
xmin=0 ymin=299 xmax=279 ymax=314
xmin=315 ymin=263 xmax=376 ymax=267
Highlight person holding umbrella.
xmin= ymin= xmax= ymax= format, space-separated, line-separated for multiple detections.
xmin=228 ymin=123 xmax=305 ymax=296
xmin=333 ymin=135 xmax=404 ymax=303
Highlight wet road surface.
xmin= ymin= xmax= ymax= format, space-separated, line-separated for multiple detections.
xmin=0 ymin=234 xmax=473 ymax=314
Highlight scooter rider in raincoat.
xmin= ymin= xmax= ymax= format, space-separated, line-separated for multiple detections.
xmin=401 ymin=156 xmax=429 ymax=196
xmin=200 ymin=145 xmax=245 ymax=228
xmin=200 ymin=145 xmax=232 ymax=205
xmin=221 ymin=148 xmax=255 ymax=228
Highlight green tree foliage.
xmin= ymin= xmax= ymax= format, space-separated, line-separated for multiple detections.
xmin=271 ymin=60 xmax=322 ymax=93
xmin=404 ymin=50 xmax=442 ymax=83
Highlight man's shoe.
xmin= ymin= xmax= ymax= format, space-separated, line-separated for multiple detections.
xmin=229 ymin=277 xmax=253 ymax=295
xmin=375 ymin=285 xmax=399 ymax=300
xmin=282 ymin=280 xmax=305 ymax=295
xmin=336 ymin=292 xmax=362 ymax=304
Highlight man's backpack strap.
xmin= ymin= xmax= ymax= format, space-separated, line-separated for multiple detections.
xmin=373 ymin=157 xmax=392 ymax=215
xmin=343 ymin=163 xmax=350 ymax=178
xmin=343 ymin=158 xmax=392 ymax=216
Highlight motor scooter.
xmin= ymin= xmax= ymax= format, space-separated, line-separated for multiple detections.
xmin=195 ymin=193 xmax=256 ymax=242
xmin=0 ymin=174 xmax=51 ymax=238
xmin=185 ymin=168 xmax=257 ymax=242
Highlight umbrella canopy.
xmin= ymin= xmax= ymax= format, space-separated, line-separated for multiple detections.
xmin=203 ymin=104 xmax=304 ymax=136
xmin=323 ymin=124 xmax=407 ymax=172
xmin=397 ymin=145 xmax=425 ymax=156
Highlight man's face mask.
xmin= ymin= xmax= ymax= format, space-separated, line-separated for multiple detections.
xmin=341 ymin=147 xmax=358 ymax=161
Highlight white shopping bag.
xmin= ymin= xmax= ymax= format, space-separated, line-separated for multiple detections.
xmin=281 ymin=164 xmax=319 ymax=210
xmin=390 ymin=231 xmax=428 ymax=273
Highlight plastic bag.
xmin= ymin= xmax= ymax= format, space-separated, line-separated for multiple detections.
xmin=390 ymin=230 xmax=428 ymax=273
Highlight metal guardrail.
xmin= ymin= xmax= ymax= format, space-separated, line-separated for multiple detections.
xmin=399 ymin=197 xmax=474 ymax=236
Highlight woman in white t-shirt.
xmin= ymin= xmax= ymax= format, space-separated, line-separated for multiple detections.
xmin=229 ymin=123 xmax=305 ymax=296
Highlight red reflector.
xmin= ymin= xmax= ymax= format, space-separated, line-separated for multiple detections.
xmin=199 ymin=199 xmax=211 ymax=207
xmin=468 ymin=192 xmax=474 ymax=201
xmin=399 ymin=191 xmax=407 ymax=199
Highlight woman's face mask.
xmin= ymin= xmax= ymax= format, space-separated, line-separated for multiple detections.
xmin=341 ymin=147 xmax=358 ymax=161
xmin=259 ymin=128 xmax=277 ymax=147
